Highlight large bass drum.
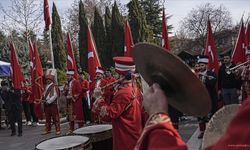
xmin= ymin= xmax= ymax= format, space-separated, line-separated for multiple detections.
xmin=35 ymin=135 xmax=91 ymax=150
xmin=73 ymin=124 xmax=112 ymax=150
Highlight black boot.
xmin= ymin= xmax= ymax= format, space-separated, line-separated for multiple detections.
xmin=11 ymin=132 xmax=16 ymax=136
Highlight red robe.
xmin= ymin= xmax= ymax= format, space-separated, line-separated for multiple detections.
xmin=135 ymin=112 xmax=187 ymax=150
xmin=92 ymin=81 xmax=143 ymax=150
xmin=80 ymin=79 xmax=89 ymax=98
xmin=135 ymin=99 xmax=250 ymax=150
xmin=65 ymin=79 xmax=84 ymax=123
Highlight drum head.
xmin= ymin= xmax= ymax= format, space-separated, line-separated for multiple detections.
xmin=36 ymin=135 xmax=89 ymax=150
xmin=73 ymin=124 xmax=112 ymax=135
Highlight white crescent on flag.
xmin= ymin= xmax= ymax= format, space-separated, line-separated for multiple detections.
xmin=208 ymin=45 xmax=214 ymax=63
xmin=88 ymin=51 xmax=94 ymax=59
xmin=30 ymin=62 xmax=34 ymax=69
xmin=124 ymin=46 xmax=127 ymax=52
xmin=67 ymin=55 xmax=74 ymax=66
xmin=208 ymin=45 xmax=215 ymax=72
xmin=162 ymin=39 xmax=165 ymax=47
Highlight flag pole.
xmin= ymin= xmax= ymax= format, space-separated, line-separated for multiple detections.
xmin=49 ymin=27 xmax=55 ymax=69
xmin=48 ymin=26 xmax=58 ymax=84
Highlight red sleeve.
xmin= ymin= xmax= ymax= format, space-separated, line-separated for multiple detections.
xmin=148 ymin=128 xmax=187 ymax=150
xmin=73 ymin=80 xmax=82 ymax=95
xmin=93 ymin=92 xmax=130 ymax=120
xmin=85 ymin=80 xmax=89 ymax=90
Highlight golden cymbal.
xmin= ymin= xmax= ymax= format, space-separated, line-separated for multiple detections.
xmin=132 ymin=43 xmax=211 ymax=116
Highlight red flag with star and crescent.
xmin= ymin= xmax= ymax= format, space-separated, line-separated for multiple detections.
xmin=29 ymin=41 xmax=44 ymax=119
xmin=162 ymin=8 xmax=170 ymax=51
xmin=10 ymin=41 xmax=24 ymax=89
xmin=232 ymin=19 xmax=246 ymax=64
xmin=204 ymin=18 xmax=219 ymax=75
xmin=124 ymin=19 xmax=134 ymax=57
xmin=44 ymin=0 xmax=51 ymax=31
xmin=245 ymin=22 xmax=250 ymax=47
xmin=87 ymin=26 xmax=101 ymax=83
xmin=67 ymin=32 xmax=78 ymax=79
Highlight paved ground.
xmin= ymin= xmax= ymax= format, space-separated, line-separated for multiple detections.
xmin=0 ymin=116 xmax=200 ymax=150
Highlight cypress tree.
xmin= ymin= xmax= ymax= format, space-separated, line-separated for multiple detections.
xmin=141 ymin=0 xmax=173 ymax=44
xmin=93 ymin=7 xmax=106 ymax=67
xmin=111 ymin=1 xmax=124 ymax=58
xmin=127 ymin=0 xmax=151 ymax=43
xmin=104 ymin=6 xmax=113 ymax=67
xmin=51 ymin=3 xmax=66 ymax=69
xmin=78 ymin=0 xmax=88 ymax=71
xmin=141 ymin=0 xmax=162 ymax=37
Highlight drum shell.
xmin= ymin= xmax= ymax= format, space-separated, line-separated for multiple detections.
xmin=73 ymin=125 xmax=113 ymax=150
xmin=35 ymin=135 xmax=92 ymax=150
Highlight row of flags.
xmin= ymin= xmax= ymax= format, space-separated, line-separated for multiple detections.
xmin=9 ymin=0 xmax=249 ymax=120
xmin=7 ymin=2 xmax=190 ymax=119
xmin=232 ymin=19 xmax=250 ymax=64
xmin=201 ymin=17 xmax=250 ymax=76
xmin=9 ymin=40 xmax=44 ymax=119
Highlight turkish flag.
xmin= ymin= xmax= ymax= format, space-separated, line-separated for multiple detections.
xmin=10 ymin=41 xmax=24 ymax=89
xmin=124 ymin=19 xmax=134 ymax=57
xmin=246 ymin=23 xmax=250 ymax=47
xmin=32 ymin=42 xmax=44 ymax=119
xmin=67 ymin=32 xmax=78 ymax=79
xmin=29 ymin=39 xmax=35 ymax=83
xmin=162 ymin=8 xmax=170 ymax=51
xmin=87 ymin=26 xmax=101 ymax=83
xmin=44 ymin=0 xmax=51 ymax=31
xmin=204 ymin=19 xmax=219 ymax=75
xmin=232 ymin=19 xmax=246 ymax=64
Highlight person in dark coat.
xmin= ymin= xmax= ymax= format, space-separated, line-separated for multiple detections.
xmin=197 ymin=55 xmax=218 ymax=139
xmin=1 ymin=80 xmax=23 ymax=136
xmin=218 ymin=54 xmax=241 ymax=105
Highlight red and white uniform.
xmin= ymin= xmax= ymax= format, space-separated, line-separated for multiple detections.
xmin=93 ymin=80 xmax=143 ymax=150
xmin=43 ymin=82 xmax=60 ymax=133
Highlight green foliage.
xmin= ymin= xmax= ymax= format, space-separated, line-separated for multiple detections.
xmin=104 ymin=6 xmax=113 ymax=67
xmin=141 ymin=0 xmax=162 ymax=37
xmin=0 ymin=31 xmax=9 ymax=62
xmin=111 ymin=1 xmax=124 ymax=58
xmin=92 ymin=7 xmax=106 ymax=67
xmin=57 ymin=69 xmax=67 ymax=86
xmin=78 ymin=0 xmax=88 ymax=71
xmin=127 ymin=0 xmax=151 ymax=43
xmin=51 ymin=3 xmax=66 ymax=70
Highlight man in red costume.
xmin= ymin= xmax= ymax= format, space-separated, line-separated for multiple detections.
xmin=135 ymin=83 xmax=250 ymax=150
xmin=79 ymin=73 xmax=90 ymax=123
xmin=64 ymin=69 xmax=84 ymax=134
xmin=92 ymin=57 xmax=143 ymax=150
xmin=89 ymin=67 xmax=108 ymax=122
xmin=42 ymin=69 xmax=60 ymax=135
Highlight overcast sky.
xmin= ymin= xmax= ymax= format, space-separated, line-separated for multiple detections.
xmin=0 ymin=0 xmax=249 ymax=35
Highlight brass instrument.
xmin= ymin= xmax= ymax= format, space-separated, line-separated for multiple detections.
xmin=101 ymin=78 xmax=124 ymax=90
xmin=225 ymin=60 xmax=250 ymax=74
xmin=198 ymin=74 xmax=215 ymax=80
